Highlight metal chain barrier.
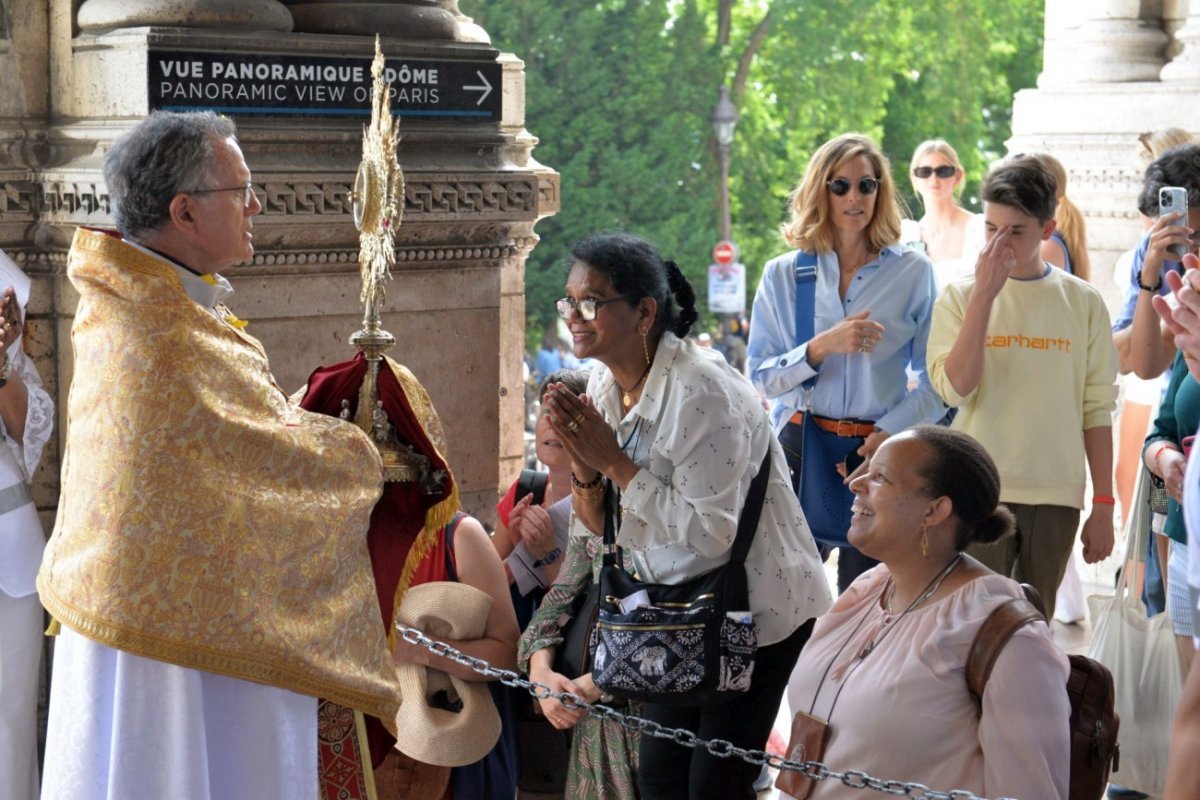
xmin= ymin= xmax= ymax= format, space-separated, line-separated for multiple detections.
xmin=395 ymin=624 xmax=1016 ymax=800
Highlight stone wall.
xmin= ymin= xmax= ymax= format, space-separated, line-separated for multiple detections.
xmin=0 ymin=0 xmax=559 ymax=529
xmin=1010 ymin=0 xmax=1200 ymax=310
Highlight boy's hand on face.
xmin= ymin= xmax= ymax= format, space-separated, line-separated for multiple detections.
xmin=974 ymin=225 xmax=1016 ymax=301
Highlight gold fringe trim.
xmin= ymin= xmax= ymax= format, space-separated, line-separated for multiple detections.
xmin=381 ymin=356 xmax=460 ymax=653
xmin=45 ymin=617 xmax=60 ymax=636
xmin=39 ymin=583 xmax=400 ymax=723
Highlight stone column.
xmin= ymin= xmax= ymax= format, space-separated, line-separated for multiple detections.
xmin=439 ymin=0 xmax=490 ymax=44
xmin=1162 ymin=0 xmax=1200 ymax=81
xmin=1041 ymin=0 xmax=1166 ymax=84
xmin=280 ymin=1 xmax=458 ymax=39
xmin=77 ymin=0 xmax=293 ymax=32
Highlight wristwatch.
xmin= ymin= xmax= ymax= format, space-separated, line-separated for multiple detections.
xmin=1137 ymin=269 xmax=1163 ymax=292
xmin=533 ymin=547 xmax=562 ymax=568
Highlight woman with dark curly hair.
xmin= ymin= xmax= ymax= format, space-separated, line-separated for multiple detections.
xmin=784 ymin=426 xmax=1070 ymax=799
xmin=521 ymin=232 xmax=830 ymax=800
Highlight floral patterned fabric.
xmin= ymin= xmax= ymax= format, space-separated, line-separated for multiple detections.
xmin=37 ymin=227 xmax=399 ymax=720
xmin=518 ymin=525 xmax=641 ymax=799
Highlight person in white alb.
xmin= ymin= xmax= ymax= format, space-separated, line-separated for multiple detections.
xmin=0 ymin=250 xmax=54 ymax=800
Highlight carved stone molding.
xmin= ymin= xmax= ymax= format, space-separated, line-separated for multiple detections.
xmin=77 ymin=0 xmax=293 ymax=33
xmin=8 ymin=173 xmax=554 ymax=227
xmin=280 ymin=1 xmax=457 ymax=39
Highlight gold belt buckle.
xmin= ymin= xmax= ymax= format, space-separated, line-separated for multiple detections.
xmin=836 ymin=420 xmax=856 ymax=437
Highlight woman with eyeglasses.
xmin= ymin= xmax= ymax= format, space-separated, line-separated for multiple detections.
xmin=901 ymin=139 xmax=986 ymax=289
xmin=522 ymin=232 xmax=831 ymax=800
xmin=748 ymin=133 xmax=945 ymax=594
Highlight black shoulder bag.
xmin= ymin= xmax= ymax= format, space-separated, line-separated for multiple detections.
xmin=592 ymin=449 xmax=771 ymax=706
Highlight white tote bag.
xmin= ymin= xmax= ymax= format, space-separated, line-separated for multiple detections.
xmin=1087 ymin=468 xmax=1184 ymax=796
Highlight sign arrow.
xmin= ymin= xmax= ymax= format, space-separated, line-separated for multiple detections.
xmin=464 ymin=70 xmax=493 ymax=106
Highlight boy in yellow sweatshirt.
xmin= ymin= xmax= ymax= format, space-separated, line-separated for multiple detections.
xmin=927 ymin=155 xmax=1118 ymax=619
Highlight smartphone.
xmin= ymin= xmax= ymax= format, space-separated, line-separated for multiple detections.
xmin=1160 ymin=186 xmax=1189 ymax=259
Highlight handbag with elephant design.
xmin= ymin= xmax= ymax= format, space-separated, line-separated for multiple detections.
xmin=592 ymin=450 xmax=769 ymax=706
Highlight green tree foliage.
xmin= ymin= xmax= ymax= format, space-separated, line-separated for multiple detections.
xmin=459 ymin=0 xmax=1044 ymax=342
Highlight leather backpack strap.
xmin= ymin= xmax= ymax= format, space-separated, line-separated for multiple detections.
xmin=965 ymin=597 xmax=1045 ymax=709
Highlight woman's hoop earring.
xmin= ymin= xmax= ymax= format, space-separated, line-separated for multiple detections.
xmin=641 ymin=329 xmax=651 ymax=366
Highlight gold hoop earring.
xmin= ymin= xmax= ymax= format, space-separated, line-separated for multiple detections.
xmin=920 ymin=526 xmax=929 ymax=559
xmin=641 ymin=330 xmax=651 ymax=366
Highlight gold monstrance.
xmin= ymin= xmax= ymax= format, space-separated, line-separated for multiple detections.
xmin=348 ymin=37 xmax=423 ymax=484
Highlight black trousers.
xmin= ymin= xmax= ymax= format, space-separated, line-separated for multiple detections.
xmin=778 ymin=420 xmax=878 ymax=593
xmin=635 ymin=618 xmax=815 ymax=800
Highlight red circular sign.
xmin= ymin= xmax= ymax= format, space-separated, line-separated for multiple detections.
xmin=713 ymin=240 xmax=737 ymax=265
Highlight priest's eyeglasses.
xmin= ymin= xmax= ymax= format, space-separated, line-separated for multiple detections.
xmin=185 ymin=182 xmax=257 ymax=209
xmin=555 ymin=295 xmax=631 ymax=321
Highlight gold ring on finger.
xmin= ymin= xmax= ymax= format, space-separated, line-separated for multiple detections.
xmin=566 ymin=420 xmax=579 ymax=433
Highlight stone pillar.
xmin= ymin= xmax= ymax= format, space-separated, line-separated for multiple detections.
xmin=1040 ymin=0 xmax=1167 ymax=84
xmin=19 ymin=4 xmax=558 ymax=522
xmin=1162 ymin=0 xmax=1200 ymax=81
xmin=281 ymin=1 xmax=458 ymax=39
xmin=77 ymin=0 xmax=293 ymax=32
xmin=438 ymin=0 xmax=491 ymax=44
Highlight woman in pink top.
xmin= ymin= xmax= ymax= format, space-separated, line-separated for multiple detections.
xmin=783 ymin=426 xmax=1070 ymax=799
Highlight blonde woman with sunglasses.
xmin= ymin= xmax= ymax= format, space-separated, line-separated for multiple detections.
xmin=902 ymin=139 xmax=986 ymax=289
xmin=748 ymin=133 xmax=945 ymax=593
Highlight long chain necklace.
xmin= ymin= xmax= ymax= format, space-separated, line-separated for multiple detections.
xmin=615 ymin=362 xmax=652 ymax=409
xmin=865 ymin=553 xmax=963 ymax=657
xmin=806 ymin=552 xmax=964 ymax=724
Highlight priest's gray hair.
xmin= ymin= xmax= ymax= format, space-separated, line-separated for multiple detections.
xmin=103 ymin=111 xmax=237 ymax=238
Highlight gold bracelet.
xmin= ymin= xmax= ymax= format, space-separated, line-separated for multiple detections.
xmin=571 ymin=483 xmax=605 ymax=503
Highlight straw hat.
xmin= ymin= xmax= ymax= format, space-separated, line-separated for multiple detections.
xmin=393 ymin=581 xmax=501 ymax=767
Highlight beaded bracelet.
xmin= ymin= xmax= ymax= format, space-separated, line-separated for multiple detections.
xmin=571 ymin=470 xmax=603 ymax=490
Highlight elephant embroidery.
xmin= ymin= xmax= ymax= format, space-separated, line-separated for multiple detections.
xmin=633 ymin=646 xmax=667 ymax=677
xmin=593 ymin=642 xmax=608 ymax=671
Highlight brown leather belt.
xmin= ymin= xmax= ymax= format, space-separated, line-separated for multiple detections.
xmin=788 ymin=411 xmax=875 ymax=438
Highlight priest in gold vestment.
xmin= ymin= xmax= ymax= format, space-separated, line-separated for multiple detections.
xmin=37 ymin=112 xmax=399 ymax=800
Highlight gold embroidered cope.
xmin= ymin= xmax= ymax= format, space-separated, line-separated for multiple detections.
xmin=38 ymin=227 xmax=401 ymax=722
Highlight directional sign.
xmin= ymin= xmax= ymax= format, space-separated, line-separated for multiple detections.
xmin=148 ymin=50 xmax=503 ymax=121
xmin=713 ymin=240 xmax=738 ymax=266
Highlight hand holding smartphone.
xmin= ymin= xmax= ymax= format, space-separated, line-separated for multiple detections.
xmin=1160 ymin=186 xmax=1190 ymax=260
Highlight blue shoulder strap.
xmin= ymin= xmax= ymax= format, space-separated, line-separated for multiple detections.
xmin=794 ymin=251 xmax=818 ymax=392
xmin=793 ymin=250 xmax=818 ymax=347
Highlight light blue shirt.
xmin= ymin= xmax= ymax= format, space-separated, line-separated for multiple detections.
xmin=1112 ymin=231 xmax=1181 ymax=333
xmin=747 ymin=245 xmax=945 ymax=434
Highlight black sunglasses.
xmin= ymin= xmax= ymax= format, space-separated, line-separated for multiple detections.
xmin=826 ymin=177 xmax=879 ymax=197
xmin=912 ymin=165 xmax=957 ymax=179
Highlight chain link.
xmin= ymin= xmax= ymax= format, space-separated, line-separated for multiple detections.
xmin=395 ymin=625 xmax=1017 ymax=800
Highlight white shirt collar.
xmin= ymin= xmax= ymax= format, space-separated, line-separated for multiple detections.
xmin=124 ymin=239 xmax=235 ymax=310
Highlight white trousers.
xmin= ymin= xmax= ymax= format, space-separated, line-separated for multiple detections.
xmin=42 ymin=627 xmax=317 ymax=800
xmin=0 ymin=590 xmax=42 ymax=800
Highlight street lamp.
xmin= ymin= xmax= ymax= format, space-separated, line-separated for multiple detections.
xmin=711 ymin=85 xmax=739 ymax=242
